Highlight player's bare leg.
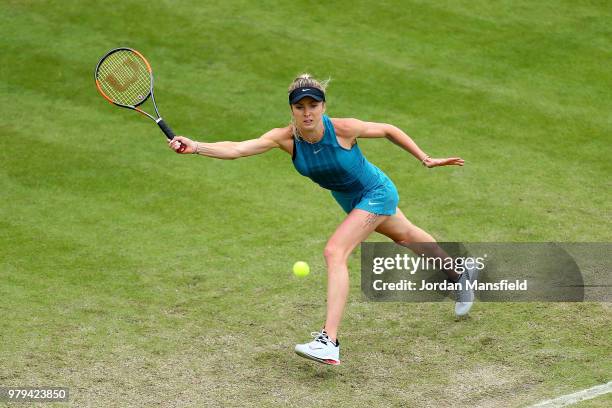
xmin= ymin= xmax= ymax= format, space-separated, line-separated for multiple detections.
xmin=295 ymin=209 xmax=387 ymax=365
xmin=375 ymin=208 xmax=478 ymax=315
xmin=323 ymin=209 xmax=387 ymax=340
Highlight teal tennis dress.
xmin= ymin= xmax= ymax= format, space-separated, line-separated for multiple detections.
xmin=292 ymin=115 xmax=399 ymax=215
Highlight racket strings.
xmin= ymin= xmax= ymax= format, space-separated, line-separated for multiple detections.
xmin=96 ymin=51 xmax=151 ymax=106
xmin=98 ymin=53 xmax=150 ymax=103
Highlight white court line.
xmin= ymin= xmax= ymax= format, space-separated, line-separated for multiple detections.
xmin=529 ymin=381 xmax=612 ymax=407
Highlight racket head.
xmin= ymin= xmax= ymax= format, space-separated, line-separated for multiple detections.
xmin=95 ymin=48 xmax=153 ymax=108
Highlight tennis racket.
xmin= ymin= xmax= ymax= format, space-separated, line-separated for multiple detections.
xmin=94 ymin=47 xmax=186 ymax=152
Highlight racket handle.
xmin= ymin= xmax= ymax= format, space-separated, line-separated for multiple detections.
xmin=157 ymin=118 xmax=187 ymax=153
xmin=156 ymin=118 xmax=175 ymax=140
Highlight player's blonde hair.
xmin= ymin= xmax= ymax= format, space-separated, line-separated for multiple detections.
xmin=288 ymin=73 xmax=331 ymax=140
xmin=287 ymin=73 xmax=330 ymax=94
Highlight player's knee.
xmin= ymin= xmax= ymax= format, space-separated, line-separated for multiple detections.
xmin=391 ymin=231 xmax=411 ymax=245
xmin=393 ymin=238 xmax=411 ymax=246
xmin=323 ymin=243 xmax=348 ymax=265
xmin=392 ymin=231 xmax=418 ymax=245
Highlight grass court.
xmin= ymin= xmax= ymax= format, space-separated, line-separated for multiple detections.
xmin=1 ymin=1 xmax=610 ymax=406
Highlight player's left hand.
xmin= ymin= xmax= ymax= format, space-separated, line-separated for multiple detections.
xmin=423 ymin=157 xmax=465 ymax=168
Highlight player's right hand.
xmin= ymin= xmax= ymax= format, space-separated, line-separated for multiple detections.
xmin=169 ymin=136 xmax=197 ymax=154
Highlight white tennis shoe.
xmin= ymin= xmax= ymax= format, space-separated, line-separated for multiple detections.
xmin=295 ymin=330 xmax=340 ymax=365
xmin=455 ymin=263 xmax=479 ymax=316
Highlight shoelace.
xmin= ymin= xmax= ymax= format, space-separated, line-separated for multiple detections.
xmin=310 ymin=330 xmax=329 ymax=344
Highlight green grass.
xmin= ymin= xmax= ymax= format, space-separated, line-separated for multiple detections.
xmin=1 ymin=0 xmax=611 ymax=406
xmin=572 ymin=392 xmax=612 ymax=407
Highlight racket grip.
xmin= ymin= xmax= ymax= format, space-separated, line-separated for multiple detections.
xmin=158 ymin=118 xmax=187 ymax=153
xmin=156 ymin=118 xmax=175 ymax=140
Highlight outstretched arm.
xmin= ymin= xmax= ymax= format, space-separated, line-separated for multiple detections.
xmin=168 ymin=128 xmax=284 ymax=160
xmin=344 ymin=119 xmax=464 ymax=168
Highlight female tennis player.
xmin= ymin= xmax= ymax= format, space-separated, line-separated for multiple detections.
xmin=168 ymin=74 xmax=477 ymax=366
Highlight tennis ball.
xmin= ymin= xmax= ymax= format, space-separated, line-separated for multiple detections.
xmin=293 ymin=261 xmax=310 ymax=277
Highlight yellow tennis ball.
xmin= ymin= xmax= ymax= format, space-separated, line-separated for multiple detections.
xmin=293 ymin=261 xmax=310 ymax=277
